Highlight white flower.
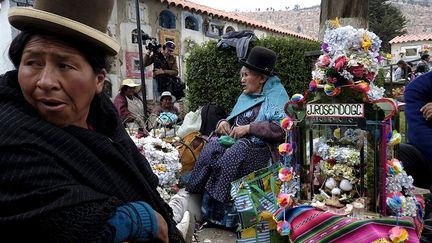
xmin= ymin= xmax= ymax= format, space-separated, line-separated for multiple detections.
xmin=131 ymin=136 xmax=181 ymax=188
xmin=367 ymin=83 xmax=385 ymax=100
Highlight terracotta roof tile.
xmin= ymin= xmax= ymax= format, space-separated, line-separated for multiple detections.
xmin=389 ymin=33 xmax=432 ymax=44
xmin=160 ymin=0 xmax=316 ymax=40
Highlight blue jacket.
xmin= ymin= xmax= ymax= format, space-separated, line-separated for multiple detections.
xmin=227 ymin=76 xmax=289 ymax=125
xmin=404 ymin=71 xmax=432 ymax=158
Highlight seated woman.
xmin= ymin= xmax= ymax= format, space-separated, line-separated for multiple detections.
xmin=186 ymin=46 xmax=289 ymax=227
xmin=152 ymin=91 xmax=181 ymax=127
xmin=114 ymin=79 xmax=144 ymax=125
xmin=0 ymin=0 xmax=183 ymax=242
xmin=153 ymin=91 xmax=180 ymax=116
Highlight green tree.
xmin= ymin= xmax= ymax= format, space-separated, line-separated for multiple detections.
xmin=185 ymin=37 xmax=320 ymax=112
xmin=369 ymin=0 xmax=407 ymax=52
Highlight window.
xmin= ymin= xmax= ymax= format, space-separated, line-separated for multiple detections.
xmin=405 ymin=48 xmax=418 ymax=57
xmin=185 ymin=16 xmax=199 ymax=31
xmin=131 ymin=29 xmax=149 ymax=44
xmin=159 ymin=10 xmax=176 ymax=29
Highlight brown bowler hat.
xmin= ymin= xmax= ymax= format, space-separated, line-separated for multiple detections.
xmin=8 ymin=0 xmax=120 ymax=56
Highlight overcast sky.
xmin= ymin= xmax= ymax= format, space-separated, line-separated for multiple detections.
xmin=189 ymin=0 xmax=321 ymax=12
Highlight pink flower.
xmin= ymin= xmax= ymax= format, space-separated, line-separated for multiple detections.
xmin=317 ymin=54 xmax=331 ymax=67
xmin=389 ymin=226 xmax=408 ymax=243
xmin=278 ymin=168 xmax=293 ymax=182
xmin=347 ymin=65 xmax=365 ymax=77
xmin=278 ymin=143 xmax=293 ymax=156
xmin=334 ymin=56 xmax=347 ymax=71
xmin=281 ymin=117 xmax=294 ymax=130
xmin=277 ymin=193 xmax=293 ymax=207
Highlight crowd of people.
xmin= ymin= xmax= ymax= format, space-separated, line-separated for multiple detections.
xmin=394 ymin=54 xmax=430 ymax=81
xmin=0 ymin=0 xmax=431 ymax=242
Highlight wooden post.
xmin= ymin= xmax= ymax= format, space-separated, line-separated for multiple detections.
xmin=319 ymin=0 xmax=369 ymax=39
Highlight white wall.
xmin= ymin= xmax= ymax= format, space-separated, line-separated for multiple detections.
xmin=0 ymin=1 xmax=14 ymax=74
xmin=391 ymin=40 xmax=432 ymax=63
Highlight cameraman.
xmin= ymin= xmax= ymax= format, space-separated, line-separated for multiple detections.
xmin=144 ymin=41 xmax=179 ymax=98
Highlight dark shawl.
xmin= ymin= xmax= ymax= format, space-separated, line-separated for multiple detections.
xmin=0 ymin=71 xmax=183 ymax=242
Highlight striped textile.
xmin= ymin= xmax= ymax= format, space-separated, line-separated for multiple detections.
xmin=282 ymin=206 xmax=421 ymax=243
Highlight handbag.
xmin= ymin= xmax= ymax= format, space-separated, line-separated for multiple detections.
xmin=230 ymin=163 xmax=282 ymax=230
xmin=177 ymin=131 xmax=206 ymax=174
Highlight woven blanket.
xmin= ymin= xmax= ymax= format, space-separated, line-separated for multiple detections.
xmin=282 ymin=206 xmax=421 ymax=243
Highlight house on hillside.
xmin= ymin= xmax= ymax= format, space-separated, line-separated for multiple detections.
xmin=0 ymin=0 xmax=313 ymax=100
xmin=389 ymin=33 xmax=432 ymax=63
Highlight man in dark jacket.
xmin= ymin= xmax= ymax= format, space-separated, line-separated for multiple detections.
xmin=144 ymin=41 xmax=179 ymax=98
xmin=400 ymin=70 xmax=432 ymax=241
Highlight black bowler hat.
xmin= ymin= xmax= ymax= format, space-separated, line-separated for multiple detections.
xmin=239 ymin=46 xmax=277 ymax=76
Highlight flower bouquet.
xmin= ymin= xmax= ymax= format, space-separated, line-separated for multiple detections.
xmin=131 ymin=135 xmax=181 ymax=200
xmin=309 ymin=18 xmax=385 ymax=101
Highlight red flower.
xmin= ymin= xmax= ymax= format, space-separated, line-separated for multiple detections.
xmin=347 ymin=65 xmax=365 ymax=77
xmin=312 ymin=154 xmax=322 ymax=164
xmin=334 ymin=56 xmax=347 ymax=71
xmin=366 ymin=72 xmax=376 ymax=81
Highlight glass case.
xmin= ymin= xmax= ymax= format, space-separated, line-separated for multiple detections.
xmin=300 ymin=102 xmax=387 ymax=216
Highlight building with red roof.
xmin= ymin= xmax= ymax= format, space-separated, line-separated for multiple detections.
xmin=390 ymin=33 xmax=432 ymax=62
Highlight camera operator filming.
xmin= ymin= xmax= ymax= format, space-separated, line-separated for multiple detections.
xmin=144 ymin=40 xmax=179 ymax=99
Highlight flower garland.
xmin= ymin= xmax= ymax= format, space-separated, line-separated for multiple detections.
xmin=385 ymin=130 xmax=417 ymax=218
xmin=274 ymin=115 xmax=298 ymax=236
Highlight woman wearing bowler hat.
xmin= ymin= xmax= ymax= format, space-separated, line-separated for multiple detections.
xmin=186 ymin=46 xmax=289 ymax=226
xmin=0 ymin=0 xmax=184 ymax=242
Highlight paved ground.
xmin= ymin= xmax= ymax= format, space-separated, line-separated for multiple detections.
xmin=194 ymin=226 xmax=236 ymax=243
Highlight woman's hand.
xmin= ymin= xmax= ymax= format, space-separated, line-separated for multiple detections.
xmin=154 ymin=211 xmax=169 ymax=243
xmin=216 ymin=120 xmax=231 ymax=135
xmin=229 ymin=124 xmax=250 ymax=139
xmin=420 ymin=102 xmax=432 ymax=121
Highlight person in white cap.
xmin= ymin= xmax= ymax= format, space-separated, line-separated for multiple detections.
xmin=0 ymin=0 xmax=184 ymax=242
xmin=153 ymin=91 xmax=180 ymax=116
xmin=113 ymin=78 xmax=144 ymax=123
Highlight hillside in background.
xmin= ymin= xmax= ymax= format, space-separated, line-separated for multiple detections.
xmin=239 ymin=0 xmax=432 ymax=39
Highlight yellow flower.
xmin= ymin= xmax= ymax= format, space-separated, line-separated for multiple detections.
xmin=372 ymin=238 xmax=391 ymax=243
xmin=389 ymin=226 xmax=408 ymax=243
xmin=389 ymin=130 xmax=401 ymax=146
xmin=155 ymin=164 xmax=167 ymax=172
xmin=333 ymin=128 xmax=341 ymax=139
xmin=362 ymin=32 xmax=372 ymax=52
xmin=330 ymin=17 xmax=341 ymax=28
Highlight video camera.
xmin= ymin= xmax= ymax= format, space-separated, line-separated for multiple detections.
xmin=142 ymin=34 xmax=161 ymax=53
